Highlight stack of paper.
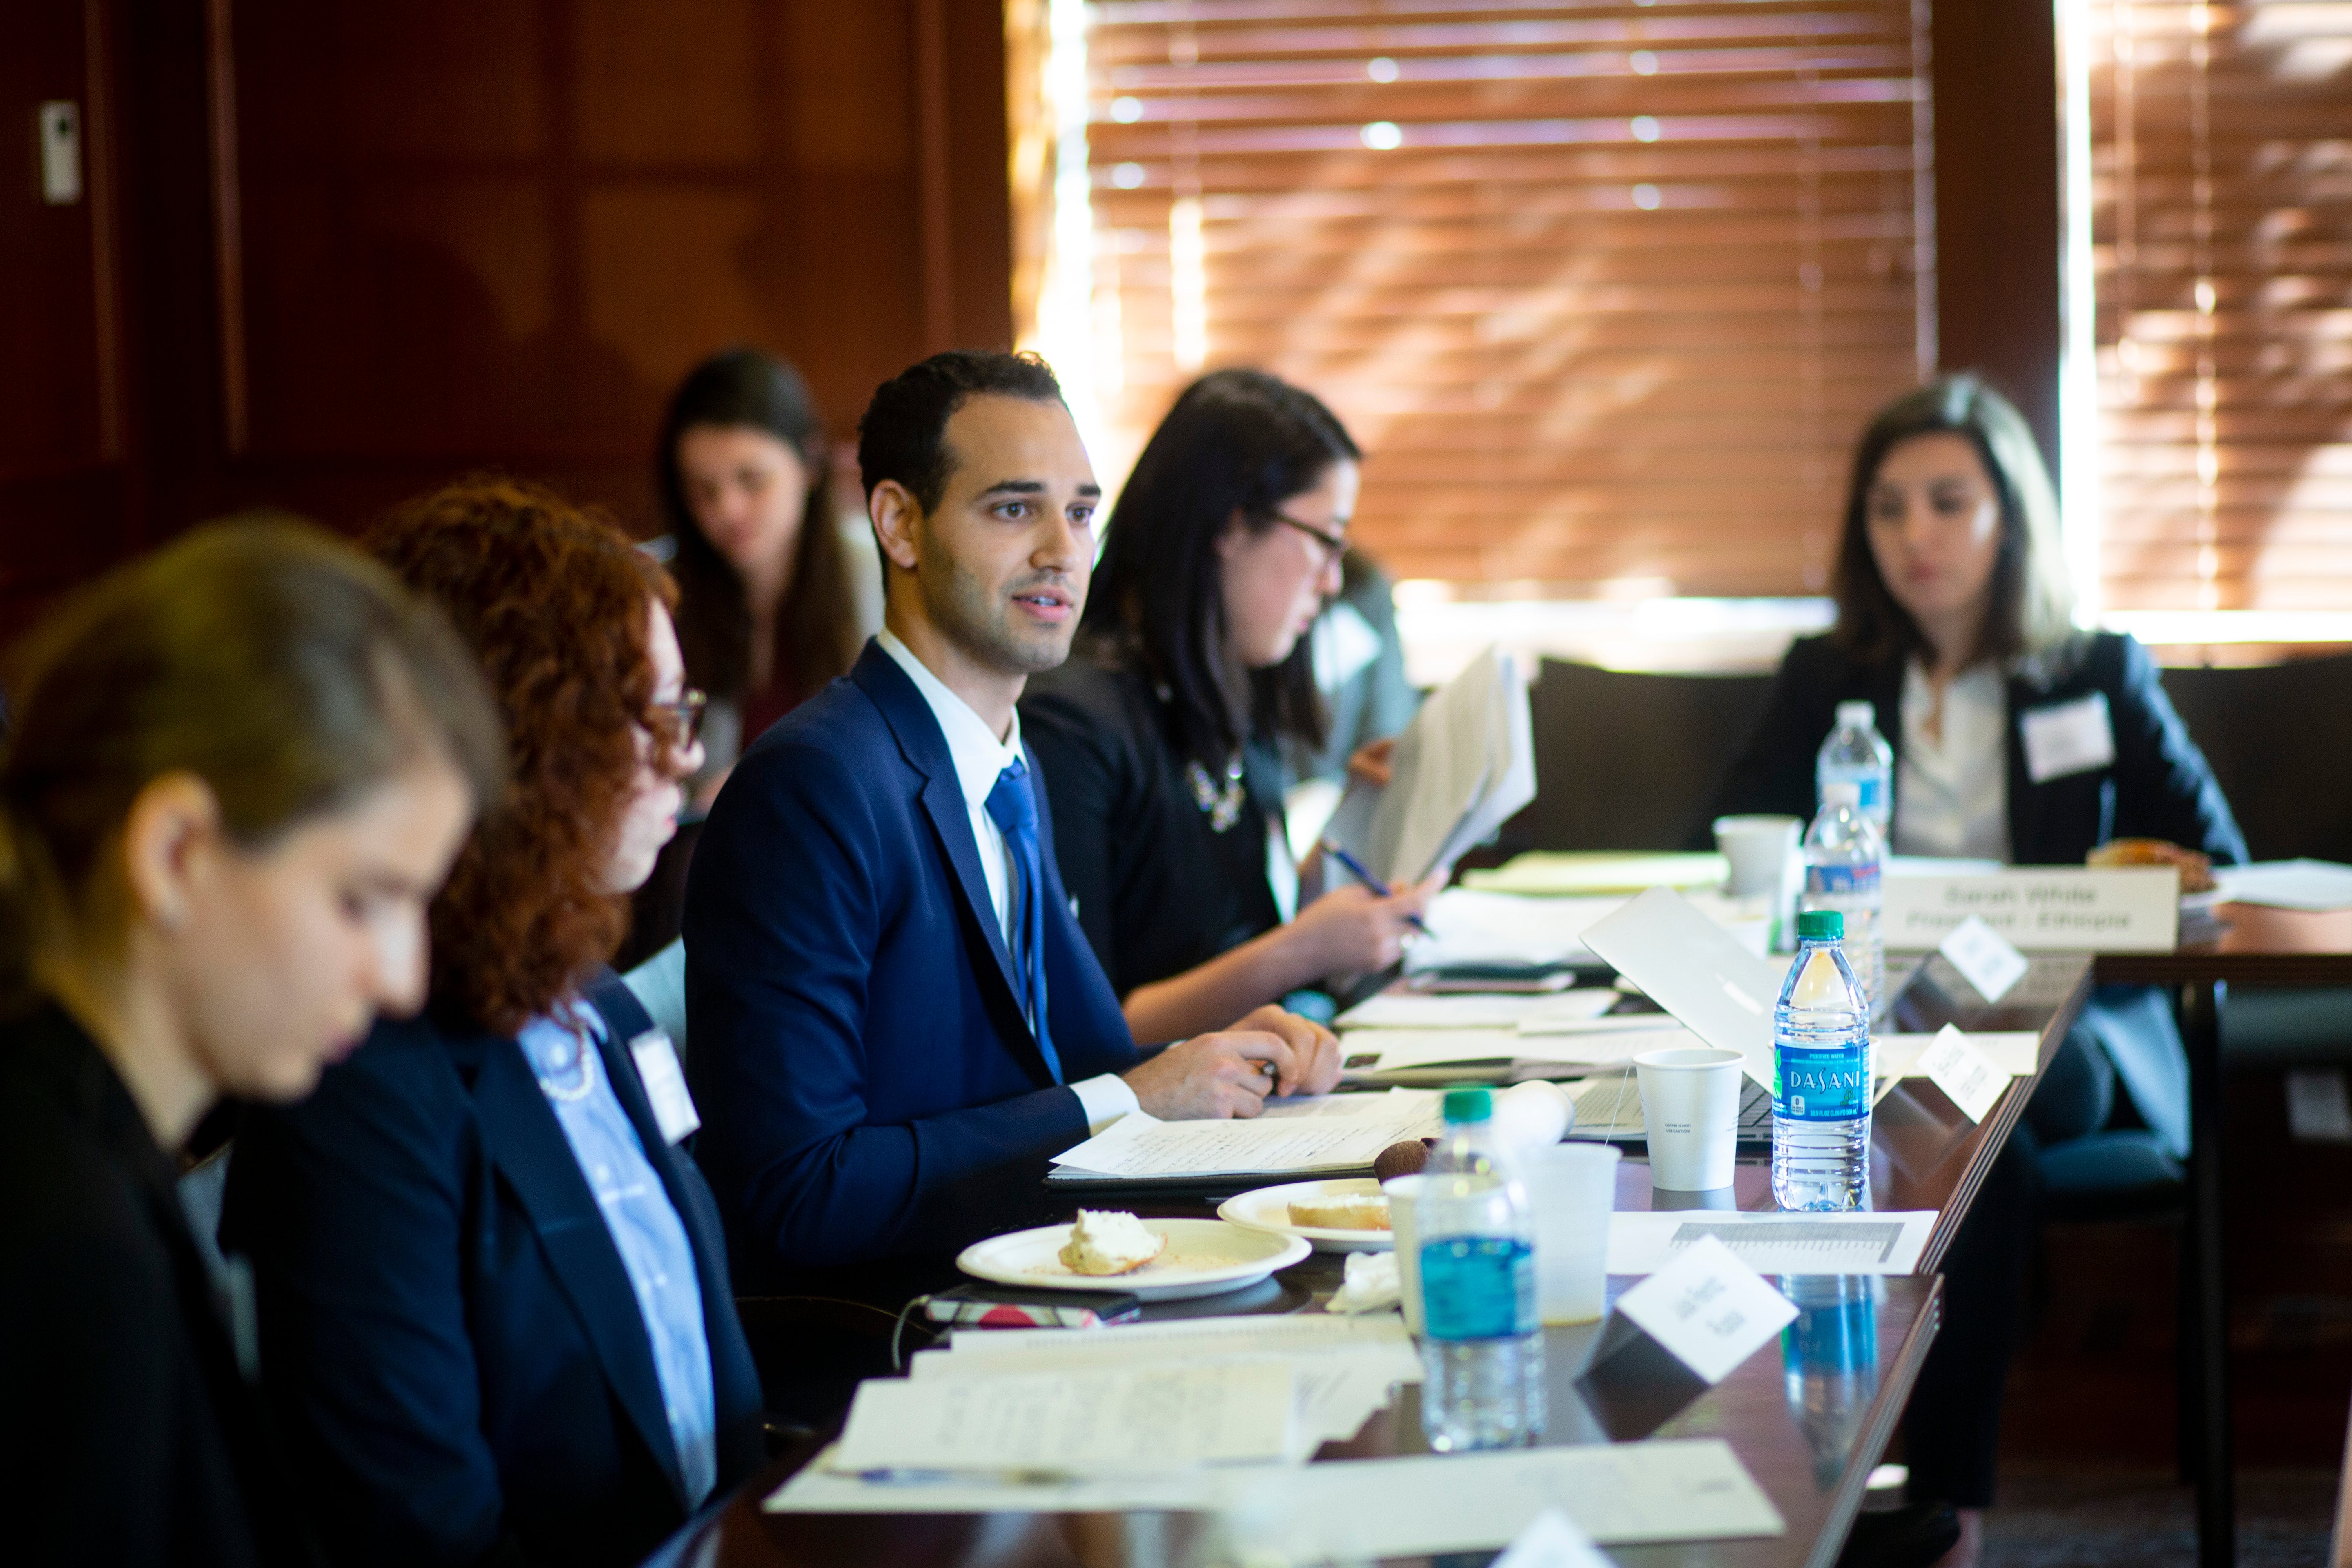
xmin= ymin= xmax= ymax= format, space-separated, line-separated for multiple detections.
xmin=1336 ymin=989 xmax=1621 ymax=1031
xmin=1051 ymin=1092 xmax=1444 ymax=1180
xmin=1338 ymin=1025 xmax=1701 ymax=1086
xmin=1324 ymin=645 xmax=1536 ymax=886
xmin=2214 ymin=858 xmax=2352 ymax=912
xmin=1462 ymin=851 xmax=1732 ymax=897
xmin=1405 ymin=887 xmax=1775 ymax=976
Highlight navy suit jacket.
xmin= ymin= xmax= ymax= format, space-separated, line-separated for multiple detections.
xmin=222 ymin=978 xmax=764 ymax=1568
xmin=684 ymin=639 xmax=1139 ymax=1291
xmin=1707 ymin=630 xmax=2246 ymax=866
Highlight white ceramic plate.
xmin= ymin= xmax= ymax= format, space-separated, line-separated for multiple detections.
xmin=1218 ymin=1178 xmax=1394 ymax=1253
xmin=956 ymin=1217 xmax=1311 ymax=1302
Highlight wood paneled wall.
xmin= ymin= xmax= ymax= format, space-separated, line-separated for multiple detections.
xmin=1 ymin=0 xmax=2062 ymax=639
xmin=0 ymin=0 xmax=1012 ymax=640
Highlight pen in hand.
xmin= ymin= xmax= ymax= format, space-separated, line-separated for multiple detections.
xmin=1318 ymin=839 xmax=1434 ymax=935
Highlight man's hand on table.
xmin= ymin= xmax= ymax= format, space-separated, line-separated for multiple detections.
xmin=1121 ymin=1005 xmax=1343 ymax=1119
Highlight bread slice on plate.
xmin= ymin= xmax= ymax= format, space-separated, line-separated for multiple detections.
xmin=1057 ymin=1209 xmax=1169 ymax=1275
xmin=1287 ymin=1193 xmax=1392 ymax=1232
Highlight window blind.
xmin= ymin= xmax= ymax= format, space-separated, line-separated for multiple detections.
xmin=2091 ymin=0 xmax=2352 ymax=615
xmin=1074 ymin=0 xmax=1936 ymax=595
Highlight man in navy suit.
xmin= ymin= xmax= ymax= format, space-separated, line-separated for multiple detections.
xmin=685 ymin=350 xmax=1339 ymax=1296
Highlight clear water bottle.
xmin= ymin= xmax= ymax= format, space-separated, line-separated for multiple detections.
xmin=1817 ymin=699 xmax=1893 ymax=839
xmin=1417 ymin=1087 xmax=1545 ymax=1451
xmin=1801 ymin=780 xmax=1886 ymax=1016
xmin=1771 ymin=909 xmax=1872 ymax=1211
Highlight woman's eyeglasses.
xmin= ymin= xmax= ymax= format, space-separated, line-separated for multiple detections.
xmin=648 ymin=688 xmax=709 ymax=752
xmin=1265 ymin=510 xmax=1349 ymax=569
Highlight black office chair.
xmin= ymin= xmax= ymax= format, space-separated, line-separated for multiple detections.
xmin=1525 ymin=659 xmax=1777 ymax=852
xmin=2162 ymin=653 xmax=2352 ymax=1067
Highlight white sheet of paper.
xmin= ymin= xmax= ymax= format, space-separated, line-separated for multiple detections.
xmin=1338 ymin=1024 xmax=1697 ymax=1079
xmin=2214 ymin=858 xmax=2352 ymax=912
xmin=945 ymin=1310 xmax=1422 ymax=1380
xmin=1915 ymin=1023 xmax=2007 ymax=1123
xmin=911 ymin=1348 xmax=1394 ymax=1447
xmin=830 ymin=1361 xmax=1296 ymax=1474
xmin=1607 ymin=1209 xmax=1935 ymax=1276
xmin=2019 ymin=691 xmax=2117 ymax=783
xmin=768 ymin=1446 xmax=1216 ymax=1513
xmin=1491 ymin=1508 xmax=1615 ymax=1568
xmin=1613 ymin=1234 xmax=1797 ymax=1384
xmin=1403 ymin=889 xmax=1628 ymax=973
xmin=1937 ymin=915 xmax=2030 ymax=1003
xmin=1877 ymin=1031 xmax=2040 ymax=1078
xmin=1579 ymin=887 xmax=1784 ymax=1087
xmin=626 ymin=1030 xmax=700 ymax=1144
xmin=1214 ymin=1440 xmax=1784 ymax=1554
xmin=1336 ymin=989 xmax=1619 ymax=1031
xmin=1330 ymin=646 xmax=1535 ymax=886
xmin=1051 ymin=1105 xmax=1440 ymax=1177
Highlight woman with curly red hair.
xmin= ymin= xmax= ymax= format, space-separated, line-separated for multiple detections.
xmin=223 ymin=479 xmax=766 ymax=1567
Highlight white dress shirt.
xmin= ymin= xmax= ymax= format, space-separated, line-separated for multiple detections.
xmin=1892 ymin=657 xmax=2013 ymax=862
xmin=875 ymin=630 xmax=1140 ymax=1131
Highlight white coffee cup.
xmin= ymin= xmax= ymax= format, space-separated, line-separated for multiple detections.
xmin=1381 ymin=1174 xmax=1433 ymax=1335
xmin=1714 ymin=813 xmax=1801 ymax=901
xmin=1635 ymin=1046 xmax=1745 ymax=1190
xmin=1522 ymin=1143 xmax=1621 ymax=1325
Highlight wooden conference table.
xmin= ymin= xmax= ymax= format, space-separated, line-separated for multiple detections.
xmin=2095 ymin=902 xmax=2352 ymax=1568
xmin=649 ymin=956 xmax=2094 ymax=1568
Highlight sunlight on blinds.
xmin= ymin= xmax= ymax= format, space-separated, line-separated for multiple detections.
xmin=1044 ymin=0 xmax=1938 ymax=598
xmin=2090 ymin=0 xmax=2352 ymax=627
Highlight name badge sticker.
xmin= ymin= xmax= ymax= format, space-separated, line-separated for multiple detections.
xmin=629 ymin=1029 xmax=701 ymax=1144
xmin=2019 ymin=693 xmax=2116 ymax=784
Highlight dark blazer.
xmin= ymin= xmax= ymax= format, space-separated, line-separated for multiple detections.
xmin=0 ymin=1001 xmax=312 ymax=1568
xmin=684 ymin=639 xmax=1138 ymax=1292
xmin=1021 ymin=649 xmax=1287 ymax=999
xmin=221 ymin=978 xmax=763 ymax=1568
xmin=1708 ymin=630 xmax=2247 ymax=866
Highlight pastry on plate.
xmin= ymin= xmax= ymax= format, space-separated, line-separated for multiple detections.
xmin=1057 ymin=1209 xmax=1169 ymax=1275
xmin=2088 ymin=837 xmax=2216 ymax=893
xmin=1287 ymin=1193 xmax=1392 ymax=1231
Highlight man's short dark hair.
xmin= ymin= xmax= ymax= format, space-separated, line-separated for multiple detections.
xmin=856 ymin=350 xmax=1066 ymax=517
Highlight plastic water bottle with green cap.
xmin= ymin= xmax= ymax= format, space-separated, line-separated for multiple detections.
xmin=1416 ymin=1086 xmax=1545 ymax=1450
xmin=1772 ymin=909 xmax=1873 ymax=1211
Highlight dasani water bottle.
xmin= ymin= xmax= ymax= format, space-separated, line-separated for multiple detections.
xmin=1817 ymin=699 xmax=1893 ymax=838
xmin=1801 ymin=781 xmax=1885 ymax=1016
xmin=1771 ymin=909 xmax=1873 ymax=1211
xmin=1417 ymin=1087 xmax=1545 ymax=1451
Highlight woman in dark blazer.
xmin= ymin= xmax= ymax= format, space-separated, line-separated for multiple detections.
xmin=1712 ymin=376 xmax=2245 ymax=1566
xmin=1022 ymin=370 xmax=1430 ymax=1042
xmin=224 ymin=481 xmax=763 ymax=1568
xmin=0 ymin=524 xmax=499 ymax=1566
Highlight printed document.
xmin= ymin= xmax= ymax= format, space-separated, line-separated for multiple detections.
xmin=1607 ymin=1209 xmax=1935 ymax=1276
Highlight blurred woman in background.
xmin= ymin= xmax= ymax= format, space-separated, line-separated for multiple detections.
xmin=1713 ymin=374 xmax=2244 ymax=1567
xmin=1022 ymin=369 xmax=1430 ymax=1043
xmin=657 ymin=346 xmax=872 ymax=808
xmin=0 ymin=523 xmax=497 ymax=1566
xmin=226 ymin=480 xmax=764 ymax=1568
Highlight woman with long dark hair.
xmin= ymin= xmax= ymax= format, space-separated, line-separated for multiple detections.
xmin=657 ymin=347 xmax=868 ymax=806
xmin=1022 ymin=369 xmax=1429 ymax=1043
xmin=1713 ymin=374 xmax=2243 ymax=1565
xmin=225 ymin=480 xmax=765 ymax=1567
xmin=0 ymin=522 xmax=498 ymax=1566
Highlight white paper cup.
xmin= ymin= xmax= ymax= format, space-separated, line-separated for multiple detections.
xmin=1714 ymin=813 xmax=1801 ymax=900
xmin=1635 ymin=1046 xmax=1745 ymax=1190
xmin=1522 ymin=1143 xmax=1621 ymax=1325
xmin=1381 ymin=1174 xmax=1433 ymax=1335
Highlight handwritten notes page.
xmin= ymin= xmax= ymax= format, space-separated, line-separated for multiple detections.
xmin=829 ymin=1361 xmax=1297 ymax=1475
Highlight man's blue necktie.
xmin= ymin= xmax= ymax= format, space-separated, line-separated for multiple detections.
xmin=984 ymin=757 xmax=1062 ymax=1083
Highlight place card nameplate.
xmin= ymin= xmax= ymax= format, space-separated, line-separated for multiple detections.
xmin=1883 ymin=868 xmax=2179 ymax=953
